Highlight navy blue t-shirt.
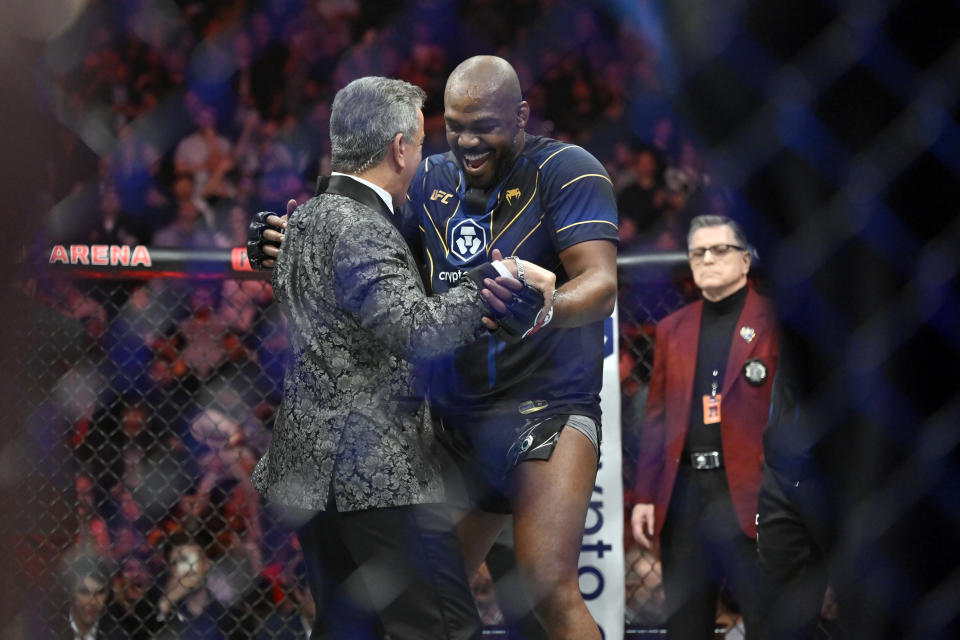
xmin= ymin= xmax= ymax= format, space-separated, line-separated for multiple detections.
xmin=404 ymin=135 xmax=618 ymax=421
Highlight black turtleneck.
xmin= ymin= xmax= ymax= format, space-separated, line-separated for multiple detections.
xmin=684 ymin=284 xmax=749 ymax=456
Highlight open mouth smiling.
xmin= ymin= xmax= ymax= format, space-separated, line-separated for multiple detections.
xmin=461 ymin=150 xmax=492 ymax=172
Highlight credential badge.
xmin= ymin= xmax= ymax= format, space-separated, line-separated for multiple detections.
xmin=740 ymin=326 xmax=756 ymax=343
xmin=743 ymin=358 xmax=768 ymax=386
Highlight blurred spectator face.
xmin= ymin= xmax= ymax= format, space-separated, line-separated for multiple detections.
xmin=176 ymin=492 xmax=208 ymax=524
xmin=259 ymin=117 xmax=280 ymax=141
xmin=250 ymin=12 xmax=273 ymax=48
xmin=688 ymin=224 xmax=750 ymax=301
xmin=663 ymin=189 xmax=688 ymax=215
xmin=444 ymin=85 xmax=526 ymax=189
xmin=173 ymin=173 xmax=195 ymax=201
xmin=101 ymin=188 xmax=121 ymax=216
xmin=613 ymin=143 xmax=631 ymax=166
xmin=169 ymin=542 xmax=210 ymax=588
xmin=618 ymin=217 xmax=638 ymax=246
xmin=664 ymin=167 xmax=691 ymax=196
xmin=166 ymin=50 xmax=187 ymax=85
xmin=148 ymin=356 xmax=175 ymax=386
xmin=190 ymin=408 xmax=242 ymax=450
xmin=189 ymin=285 xmax=217 ymax=314
xmin=680 ymin=140 xmax=700 ymax=171
xmin=634 ymin=150 xmax=658 ymax=186
xmin=140 ymin=90 xmax=159 ymax=112
xmin=175 ymin=202 xmax=201 ymax=227
xmin=71 ymin=574 xmax=109 ymax=630
xmin=233 ymin=30 xmax=253 ymax=68
xmin=194 ymin=106 xmax=217 ymax=130
xmin=113 ymin=523 xmax=143 ymax=557
xmin=121 ymin=405 xmax=149 ymax=439
xmin=116 ymin=557 xmax=151 ymax=603
xmin=652 ymin=116 xmax=674 ymax=150
xmin=572 ymin=78 xmax=592 ymax=103
xmin=116 ymin=487 xmax=143 ymax=523
xmin=76 ymin=473 xmax=96 ymax=517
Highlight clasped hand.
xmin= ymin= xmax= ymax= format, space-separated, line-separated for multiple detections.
xmin=246 ymin=201 xmax=555 ymax=338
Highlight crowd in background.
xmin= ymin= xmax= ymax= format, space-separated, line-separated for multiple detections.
xmin=26 ymin=0 xmax=738 ymax=635
xmin=38 ymin=0 xmax=728 ymax=255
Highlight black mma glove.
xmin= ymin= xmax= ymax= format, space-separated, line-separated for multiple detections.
xmin=246 ymin=211 xmax=282 ymax=270
xmin=496 ymin=283 xmax=553 ymax=341
xmin=462 ymin=260 xmax=554 ymax=342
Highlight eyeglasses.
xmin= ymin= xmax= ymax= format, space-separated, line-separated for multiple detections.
xmin=687 ymin=244 xmax=745 ymax=261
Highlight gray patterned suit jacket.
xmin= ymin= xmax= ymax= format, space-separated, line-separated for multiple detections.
xmin=252 ymin=176 xmax=490 ymax=512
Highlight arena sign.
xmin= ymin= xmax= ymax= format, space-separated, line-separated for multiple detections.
xmin=48 ymin=244 xmax=152 ymax=267
xmin=44 ymin=246 xmax=267 ymax=280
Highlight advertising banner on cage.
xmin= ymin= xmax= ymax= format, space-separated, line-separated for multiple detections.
xmin=579 ymin=309 xmax=625 ymax=640
xmin=44 ymin=245 xmax=267 ymax=279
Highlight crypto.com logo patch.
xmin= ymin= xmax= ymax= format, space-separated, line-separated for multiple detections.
xmin=450 ymin=219 xmax=487 ymax=263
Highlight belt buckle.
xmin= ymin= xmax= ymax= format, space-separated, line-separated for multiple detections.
xmin=691 ymin=451 xmax=721 ymax=470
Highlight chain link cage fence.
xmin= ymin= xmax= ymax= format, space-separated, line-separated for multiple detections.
xmin=5 ymin=249 xmax=691 ymax=638
xmin=2 ymin=0 xmax=958 ymax=638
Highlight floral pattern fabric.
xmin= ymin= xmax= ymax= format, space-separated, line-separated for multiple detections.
xmin=253 ymin=188 xmax=490 ymax=512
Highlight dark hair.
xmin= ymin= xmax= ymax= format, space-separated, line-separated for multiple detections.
xmin=63 ymin=554 xmax=114 ymax=591
xmin=164 ymin=530 xmax=213 ymax=561
xmin=687 ymin=215 xmax=748 ymax=249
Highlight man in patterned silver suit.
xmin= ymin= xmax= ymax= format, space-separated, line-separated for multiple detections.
xmin=252 ymin=76 xmax=555 ymax=640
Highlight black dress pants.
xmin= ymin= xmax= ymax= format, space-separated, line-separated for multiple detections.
xmin=757 ymin=463 xmax=833 ymax=640
xmin=660 ymin=465 xmax=763 ymax=639
xmin=297 ymin=502 xmax=482 ymax=640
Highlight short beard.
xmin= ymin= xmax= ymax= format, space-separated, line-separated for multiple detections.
xmin=462 ymin=130 xmax=525 ymax=190
xmin=473 ymin=135 xmax=524 ymax=190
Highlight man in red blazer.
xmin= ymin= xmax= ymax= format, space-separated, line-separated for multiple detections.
xmin=630 ymin=215 xmax=779 ymax=639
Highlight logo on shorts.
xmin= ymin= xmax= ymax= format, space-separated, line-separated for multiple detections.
xmin=450 ymin=219 xmax=486 ymax=262
xmin=518 ymin=400 xmax=548 ymax=415
xmin=519 ymin=435 xmax=534 ymax=452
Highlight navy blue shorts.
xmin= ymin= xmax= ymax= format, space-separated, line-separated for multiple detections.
xmin=436 ymin=413 xmax=600 ymax=514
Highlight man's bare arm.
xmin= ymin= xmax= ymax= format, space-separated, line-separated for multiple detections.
xmin=551 ymin=239 xmax=618 ymax=327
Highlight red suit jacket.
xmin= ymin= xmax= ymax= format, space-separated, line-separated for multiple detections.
xmin=633 ymin=286 xmax=779 ymax=538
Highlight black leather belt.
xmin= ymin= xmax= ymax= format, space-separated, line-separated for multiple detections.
xmin=683 ymin=450 xmax=723 ymax=470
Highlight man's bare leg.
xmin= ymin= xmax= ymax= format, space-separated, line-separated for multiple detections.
xmin=453 ymin=509 xmax=509 ymax=576
xmin=510 ymin=427 xmax=601 ymax=640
